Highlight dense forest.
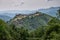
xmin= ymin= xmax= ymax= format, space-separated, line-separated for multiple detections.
xmin=0 ymin=9 xmax=60 ymax=40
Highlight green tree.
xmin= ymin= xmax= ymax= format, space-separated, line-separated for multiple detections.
xmin=43 ymin=18 xmax=60 ymax=40
xmin=0 ymin=19 xmax=12 ymax=40
xmin=9 ymin=23 xmax=29 ymax=40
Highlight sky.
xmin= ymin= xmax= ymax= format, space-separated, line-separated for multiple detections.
xmin=0 ymin=0 xmax=60 ymax=11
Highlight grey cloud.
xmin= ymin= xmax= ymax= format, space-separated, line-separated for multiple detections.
xmin=0 ymin=0 xmax=60 ymax=10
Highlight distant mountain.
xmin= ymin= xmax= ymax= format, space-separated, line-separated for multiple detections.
xmin=10 ymin=12 xmax=52 ymax=30
xmin=38 ymin=7 xmax=60 ymax=17
xmin=0 ymin=10 xmax=36 ymax=20
xmin=0 ymin=15 xmax=11 ymax=22
xmin=0 ymin=7 xmax=59 ymax=17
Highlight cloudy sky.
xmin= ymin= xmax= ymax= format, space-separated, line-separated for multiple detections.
xmin=0 ymin=0 xmax=60 ymax=11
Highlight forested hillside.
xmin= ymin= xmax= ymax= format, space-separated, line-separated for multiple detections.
xmin=0 ymin=9 xmax=60 ymax=40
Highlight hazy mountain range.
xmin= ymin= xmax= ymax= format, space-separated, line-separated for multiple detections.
xmin=0 ymin=15 xmax=11 ymax=22
xmin=38 ymin=7 xmax=60 ymax=17
xmin=0 ymin=7 xmax=60 ymax=21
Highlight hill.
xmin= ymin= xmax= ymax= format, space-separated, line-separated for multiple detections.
xmin=10 ymin=12 xmax=52 ymax=30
